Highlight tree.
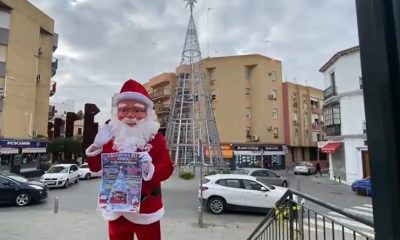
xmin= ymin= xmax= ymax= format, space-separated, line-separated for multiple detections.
xmin=46 ymin=137 xmax=83 ymax=163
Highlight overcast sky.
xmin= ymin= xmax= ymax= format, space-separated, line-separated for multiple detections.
xmin=29 ymin=0 xmax=359 ymax=123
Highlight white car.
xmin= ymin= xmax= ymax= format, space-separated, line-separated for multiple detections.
xmin=198 ymin=174 xmax=287 ymax=214
xmin=79 ymin=163 xmax=102 ymax=180
xmin=293 ymin=161 xmax=316 ymax=175
xmin=40 ymin=164 xmax=80 ymax=188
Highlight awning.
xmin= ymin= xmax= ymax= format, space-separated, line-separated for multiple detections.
xmin=22 ymin=148 xmax=47 ymax=153
xmin=321 ymin=142 xmax=342 ymax=153
xmin=0 ymin=148 xmax=19 ymax=154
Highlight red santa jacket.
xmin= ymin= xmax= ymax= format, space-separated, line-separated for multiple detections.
xmin=86 ymin=133 xmax=174 ymax=224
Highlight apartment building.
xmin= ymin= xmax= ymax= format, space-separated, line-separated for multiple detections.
xmin=282 ymin=82 xmax=327 ymax=168
xmin=319 ymin=46 xmax=368 ymax=184
xmin=0 ymin=0 xmax=58 ymax=173
xmin=144 ymin=73 xmax=176 ymax=135
xmin=146 ymin=55 xmax=289 ymax=169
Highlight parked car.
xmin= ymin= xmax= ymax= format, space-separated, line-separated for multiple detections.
xmin=40 ymin=164 xmax=80 ymax=188
xmin=293 ymin=161 xmax=316 ymax=175
xmin=186 ymin=161 xmax=210 ymax=167
xmin=233 ymin=168 xmax=288 ymax=187
xmin=0 ymin=173 xmax=47 ymax=206
xmin=351 ymin=177 xmax=372 ymax=196
xmin=79 ymin=163 xmax=102 ymax=180
xmin=198 ymin=174 xmax=287 ymax=214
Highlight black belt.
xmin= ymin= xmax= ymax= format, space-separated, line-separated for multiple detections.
xmin=140 ymin=187 xmax=161 ymax=203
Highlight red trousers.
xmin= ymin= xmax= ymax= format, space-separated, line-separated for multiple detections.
xmin=108 ymin=217 xmax=161 ymax=240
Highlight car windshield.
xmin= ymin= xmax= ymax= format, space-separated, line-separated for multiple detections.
xmin=8 ymin=175 xmax=29 ymax=183
xmin=47 ymin=166 xmax=68 ymax=173
xmin=233 ymin=169 xmax=249 ymax=175
xmin=80 ymin=164 xmax=88 ymax=168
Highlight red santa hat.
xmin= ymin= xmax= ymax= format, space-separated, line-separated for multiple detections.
xmin=114 ymin=79 xmax=153 ymax=108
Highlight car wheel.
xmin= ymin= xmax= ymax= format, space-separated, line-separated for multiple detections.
xmin=282 ymin=181 xmax=288 ymax=187
xmin=207 ymin=197 xmax=226 ymax=214
xmin=75 ymin=177 xmax=79 ymax=184
xmin=64 ymin=179 xmax=70 ymax=188
xmin=308 ymin=170 xmax=311 ymax=175
xmin=294 ymin=172 xmax=298 ymax=175
xmin=85 ymin=173 xmax=91 ymax=180
xmin=15 ymin=192 xmax=31 ymax=207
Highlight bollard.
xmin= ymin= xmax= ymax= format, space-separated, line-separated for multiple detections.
xmin=198 ymin=205 xmax=203 ymax=228
xmin=54 ymin=197 xmax=59 ymax=214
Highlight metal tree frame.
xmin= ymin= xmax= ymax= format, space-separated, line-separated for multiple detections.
xmin=166 ymin=0 xmax=223 ymax=167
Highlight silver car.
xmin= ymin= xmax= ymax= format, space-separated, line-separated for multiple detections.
xmin=233 ymin=168 xmax=288 ymax=187
xmin=293 ymin=161 xmax=316 ymax=175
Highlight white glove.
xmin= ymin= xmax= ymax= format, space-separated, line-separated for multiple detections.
xmin=93 ymin=124 xmax=113 ymax=147
xmin=138 ymin=152 xmax=154 ymax=181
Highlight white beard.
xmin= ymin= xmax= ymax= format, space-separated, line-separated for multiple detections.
xmin=110 ymin=108 xmax=160 ymax=152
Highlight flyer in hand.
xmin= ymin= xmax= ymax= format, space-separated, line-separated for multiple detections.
xmin=98 ymin=152 xmax=142 ymax=213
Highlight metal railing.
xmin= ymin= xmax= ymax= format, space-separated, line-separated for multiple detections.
xmin=247 ymin=189 xmax=374 ymax=240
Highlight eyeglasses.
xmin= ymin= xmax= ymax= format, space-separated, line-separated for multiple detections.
xmin=118 ymin=107 xmax=146 ymax=114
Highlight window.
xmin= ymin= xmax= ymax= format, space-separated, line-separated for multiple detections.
xmin=77 ymin=127 xmax=82 ymax=135
xmin=295 ymin=128 xmax=299 ymax=138
xmin=330 ymin=72 xmax=336 ymax=87
xmin=251 ymin=170 xmax=270 ymax=177
xmin=268 ymin=89 xmax=277 ymax=100
xmin=245 ymin=88 xmax=251 ymax=97
xmin=272 ymin=109 xmax=278 ymax=119
xmin=293 ymin=93 xmax=298 ymax=107
xmin=246 ymin=127 xmax=251 ymax=138
xmin=273 ymin=128 xmax=279 ymax=138
xmin=269 ymin=71 xmax=277 ymax=82
xmin=359 ymin=76 xmax=363 ymax=89
xmin=210 ymin=89 xmax=216 ymax=101
xmin=208 ymin=68 xmax=216 ymax=83
xmin=225 ymin=179 xmax=241 ymax=188
xmin=324 ymin=104 xmax=341 ymax=126
xmin=245 ymin=66 xmax=253 ymax=80
xmin=246 ymin=107 xmax=251 ymax=118
xmin=243 ymin=180 xmax=265 ymax=191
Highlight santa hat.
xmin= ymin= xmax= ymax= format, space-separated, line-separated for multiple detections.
xmin=114 ymin=79 xmax=153 ymax=107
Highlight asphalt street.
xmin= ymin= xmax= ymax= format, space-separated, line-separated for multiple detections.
xmin=0 ymin=168 xmax=372 ymax=240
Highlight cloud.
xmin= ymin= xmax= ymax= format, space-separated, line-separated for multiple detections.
xmin=29 ymin=0 xmax=359 ymax=123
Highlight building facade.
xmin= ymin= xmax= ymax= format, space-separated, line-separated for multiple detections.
xmin=146 ymin=55 xmax=289 ymax=169
xmin=319 ymin=46 xmax=368 ymax=184
xmin=144 ymin=73 xmax=176 ymax=135
xmin=282 ymin=82 xmax=327 ymax=168
xmin=0 ymin=0 xmax=57 ymax=174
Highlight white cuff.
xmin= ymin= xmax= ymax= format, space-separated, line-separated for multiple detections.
xmin=142 ymin=162 xmax=155 ymax=181
xmin=85 ymin=144 xmax=102 ymax=157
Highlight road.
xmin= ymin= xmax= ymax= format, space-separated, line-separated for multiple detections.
xmin=0 ymin=169 xmax=373 ymax=240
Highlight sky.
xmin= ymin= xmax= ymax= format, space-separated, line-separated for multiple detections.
xmin=29 ymin=0 xmax=360 ymax=123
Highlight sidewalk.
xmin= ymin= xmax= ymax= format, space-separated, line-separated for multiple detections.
xmin=0 ymin=209 xmax=258 ymax=240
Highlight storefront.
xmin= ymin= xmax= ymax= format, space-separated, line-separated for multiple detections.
xmin=0 ymin=139 xmax=47 ymax=174
xmin=232 ymin=144 xmax=288 ymax=170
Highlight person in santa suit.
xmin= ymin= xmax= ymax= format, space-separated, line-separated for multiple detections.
xmin=85 ymin=79 xmax=174 ymax=240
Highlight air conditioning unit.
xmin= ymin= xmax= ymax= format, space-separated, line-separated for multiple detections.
xmin=251 ymin=135 xmax=259 ymax=142
xmin=268 ymin=94 xmax=276 ymax=100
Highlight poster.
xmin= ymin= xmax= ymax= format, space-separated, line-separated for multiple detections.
xmin=98 ymin=152 xmax=142 ymax=213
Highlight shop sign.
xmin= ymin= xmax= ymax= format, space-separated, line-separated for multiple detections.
xmin=0 ymin=140 xmax=47 ymax=148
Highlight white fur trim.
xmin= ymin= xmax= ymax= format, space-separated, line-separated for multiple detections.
xmin=85 ymin=144 xmax=102 ymax=157
xmin=142 ymin=162 xmax=155 ymax=181
xmin=102 ymin=207 xmax=165 ymax=225
xmin=115 ymin=92 xmax=153 ymax=107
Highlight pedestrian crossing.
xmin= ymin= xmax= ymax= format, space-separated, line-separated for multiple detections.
xmin=296 ymin=204 xmax=375 ymax=239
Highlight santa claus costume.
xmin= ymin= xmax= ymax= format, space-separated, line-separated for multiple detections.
xmin=85 ymin=79 xmax=174 ymax=240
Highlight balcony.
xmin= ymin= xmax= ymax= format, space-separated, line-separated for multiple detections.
xmin=155 ymin=105 xmax=170 ymax=114
xmin=324 ymin=124 xmax=341 ymax=137
xmin=48 ymin=105 xmax=55 ymax=120
xmin=323 ymin=85 xmax=338 ymax=100
xmin=150 ymin=89 xmax=171 ymax=100
xmin=50 ymin=81 xmax=56 ymax=97
xmin=51 ymin=57 xmax=58 ymax=77
xmin=311 ymin=104 xmax=322 ymax=114
xmin=312 ymin=122 xmax=323 ymax=131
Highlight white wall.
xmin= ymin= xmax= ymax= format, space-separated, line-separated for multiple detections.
xmin=340 ymin=94 xmax=365 ymax=136
xmin=344 ymin=138 xmax=367 ymax=184
xmin=323 ymin=52 xmax=362 ymax=92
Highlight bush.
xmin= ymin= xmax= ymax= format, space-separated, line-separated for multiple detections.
xmin=179 ymin=171 xmax=195 ymax=180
